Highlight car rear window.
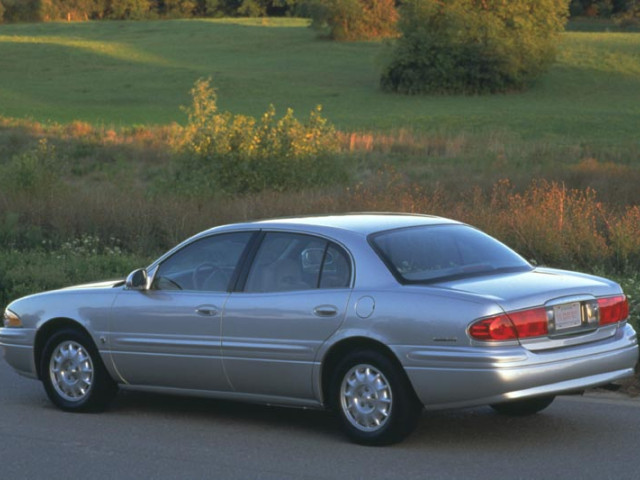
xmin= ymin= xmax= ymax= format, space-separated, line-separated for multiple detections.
xmin=370 ymin=224 xmax=531 ymax=283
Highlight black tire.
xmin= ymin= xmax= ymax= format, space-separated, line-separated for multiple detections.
xmin=330 ymin=350 xmax=423 ymax=446
xmin=40 ymin=328 xmax=117 ymax=412
xmin=490 ymin=395 xmax=555 ymax=416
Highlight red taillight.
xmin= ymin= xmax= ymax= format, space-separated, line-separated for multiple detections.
xmin=469 ymin=315 xmax=518 ymax=341
xmin=509 ymin=308 xmax=549 ymax=338
xmin=598 ymin=295 xmax=629 ymax=325
xmin=469 ymin=307 xmax=548 ymax=341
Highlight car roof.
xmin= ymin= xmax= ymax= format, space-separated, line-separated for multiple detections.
xmin=212 ymin=213 xmax=460 ymax=236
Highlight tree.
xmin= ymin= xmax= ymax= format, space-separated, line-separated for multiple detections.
xmin=570 ymin=0 xmax=634 ymax=17
xmin=308 ymin=0 xmax=398 ymax=41
xmin=0 ymin=1 xmax=5 ymax=23
xmin=160 ymin=0 xmax=197 ymax=17
xmin=106 ymin=0 xmax=152 ymax=19
xmin=380 ymin=0 xmax=570 ymax=95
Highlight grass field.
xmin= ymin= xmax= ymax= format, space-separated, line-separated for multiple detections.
xmin=1 ymin=18 xmax=640 ymax=144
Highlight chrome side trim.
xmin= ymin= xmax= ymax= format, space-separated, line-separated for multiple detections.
xmin=118 ymin=384 xmax=324 ymax=409
xmin=222 ymin=341 xmax=315 ymax=355
xmin=406 ymin=347 xmax=527 ymax=364
xmin=116 ymin=337 xmax=220 ymax=349
xmin=108 ymin=350 xmax=223 ymax=360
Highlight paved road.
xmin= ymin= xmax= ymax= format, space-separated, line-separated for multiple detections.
xmin=1 ymin=361 xmax=640 ymax=480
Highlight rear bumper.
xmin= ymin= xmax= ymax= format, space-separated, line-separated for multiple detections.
xmin=0 ymin=327 xmax=38 ymax=379
xmin=399 ymin=323 xmax=639 ymax=409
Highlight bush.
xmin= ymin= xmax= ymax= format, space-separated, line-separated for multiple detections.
xmin=174 ymin=77 xmax=344 ymax=194
xmin=614 ymin=2 xmax=640 ymax=27
xmin=380 ymin=0 xmax=570 ymax=94
xmin=0 ymin=139 xmax=62 ymax=196
xmin=307 ymin=0 xmax=398 ymax=41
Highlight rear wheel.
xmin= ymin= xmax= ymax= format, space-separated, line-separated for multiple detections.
xmin=330 ymin=350 xmax=422 ymax=445
xmin=40 ymin=328 xmax=117 ymax=412
xmin=490 ymin=395 xmax=555 ymax=416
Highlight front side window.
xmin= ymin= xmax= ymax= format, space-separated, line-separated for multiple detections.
xmin=244 ymin=233 xmax=351 ymax=293
xmin=370 ymin=225 xmax=531 ymax=284
xmin=152 ymin=232 xmax=253 ymax=291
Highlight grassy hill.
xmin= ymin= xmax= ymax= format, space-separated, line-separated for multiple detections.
xmin=1 ymin=18 xmax=639 ymax=144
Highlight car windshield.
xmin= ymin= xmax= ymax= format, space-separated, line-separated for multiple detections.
xmin=370 ymin=224 xmax=531 ymax=283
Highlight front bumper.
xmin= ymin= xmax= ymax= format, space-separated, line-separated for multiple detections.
xmin=0 ymin=327 xmax=38 ymax=379
xmin=399 ymin=323 xmax=639 ymax=409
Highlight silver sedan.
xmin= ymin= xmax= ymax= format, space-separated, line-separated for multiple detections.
xmin=1 ymin=214 xmax=638 ymax=445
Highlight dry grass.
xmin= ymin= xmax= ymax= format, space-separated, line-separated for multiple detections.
xmin=1 ymin=116 xmax=639 ymax=276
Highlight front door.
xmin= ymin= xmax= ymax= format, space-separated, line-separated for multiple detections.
xmin=108 ymin=231 xmax=255 ymax=391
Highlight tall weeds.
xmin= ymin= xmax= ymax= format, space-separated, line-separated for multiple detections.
xmin=1 ymin=113 xmax=639 ymax=306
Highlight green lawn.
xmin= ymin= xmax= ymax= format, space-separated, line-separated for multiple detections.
xmin=1 ymin=18 xmax=639 ymax=144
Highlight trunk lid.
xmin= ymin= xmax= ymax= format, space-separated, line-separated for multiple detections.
xmin=435 ymin=267 xmax=623 ymax=350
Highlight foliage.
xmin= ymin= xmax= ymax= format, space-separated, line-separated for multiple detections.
xmin=381 ymin=0 xmax=570 ymax=94
xmin=307 ymin=0 xmax=398 ymax=41
xmin=614 ymin=2 xmax=640 ymax=26
xmin=159 ymin=0 xmax=198 ymax=17
xmin=0 ymin=1 xmax=5 ymax=23
xmin=174 ymin=77 xmax=343 ymax=194
xmin=618 ymin=275 xmax=640 ymax=331
xmin=106 ymin=0 xmax=152 ymax=19
xmin=570 ymin=0 xmax=637 ymax=17
xmin=0 ymin=242 xmax=149 ymax=307
xmin=0 ymin=139 xmax=62 ymax=196
xmin=0 ymin=0 xmax=302 ymax=21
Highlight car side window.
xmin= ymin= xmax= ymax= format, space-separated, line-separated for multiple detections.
xmin=319 ymin=244 xmax=351 ymax=289
xmin=244 ymin=233 xmax=351 ymax=293
xmin=152 ymin=232 xmax=252 ymax=292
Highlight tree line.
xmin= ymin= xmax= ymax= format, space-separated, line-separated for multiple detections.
xmin=0 ymin=0 xmax=298 ymax=22
xmin=1 ymin=0 xmax=639 ymax=23
xmin=570 ymin=0 xmax=636 ymax=16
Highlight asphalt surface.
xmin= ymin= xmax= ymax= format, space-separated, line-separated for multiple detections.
xmin=1 ymin=360 xmax=640 ymax=480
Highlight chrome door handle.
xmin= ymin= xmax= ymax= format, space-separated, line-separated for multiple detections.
xmin=195 ymin=306 xmax=219 ymax=316
xmin=313 ymin=305 xmax=338 ymax=317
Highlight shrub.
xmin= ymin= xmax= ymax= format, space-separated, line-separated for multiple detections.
xmin=307 ymin=0 xmax=398 ymax=41
xmin=381 ymin=0 xmax=570 ymax=94
xmin=0 ymin=139 xmax=62 ymax=196
xmin=174 ymin=77 xmax=344 ymax=194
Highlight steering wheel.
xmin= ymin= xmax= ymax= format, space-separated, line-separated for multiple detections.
xmin=192 ymin=263 xmax=228 ymax=291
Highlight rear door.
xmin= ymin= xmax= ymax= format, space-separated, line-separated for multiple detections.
xmin=221 ymin=232 xmax=353 ymax=401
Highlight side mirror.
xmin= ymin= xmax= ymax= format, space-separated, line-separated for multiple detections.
xmin=125 ymin=268 xmax=148 ymax=290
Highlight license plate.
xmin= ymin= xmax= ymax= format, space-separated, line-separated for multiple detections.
xmin=554 ymin=302 xmax=582 ymax=330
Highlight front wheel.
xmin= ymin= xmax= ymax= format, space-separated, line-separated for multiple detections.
xmin=330 ymin=350 xmax=422 ymax=446
xmin=490 ymin=395 xmax=555 ymax=416
xmin=40 ymin=329 xmax=117 ymax=412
